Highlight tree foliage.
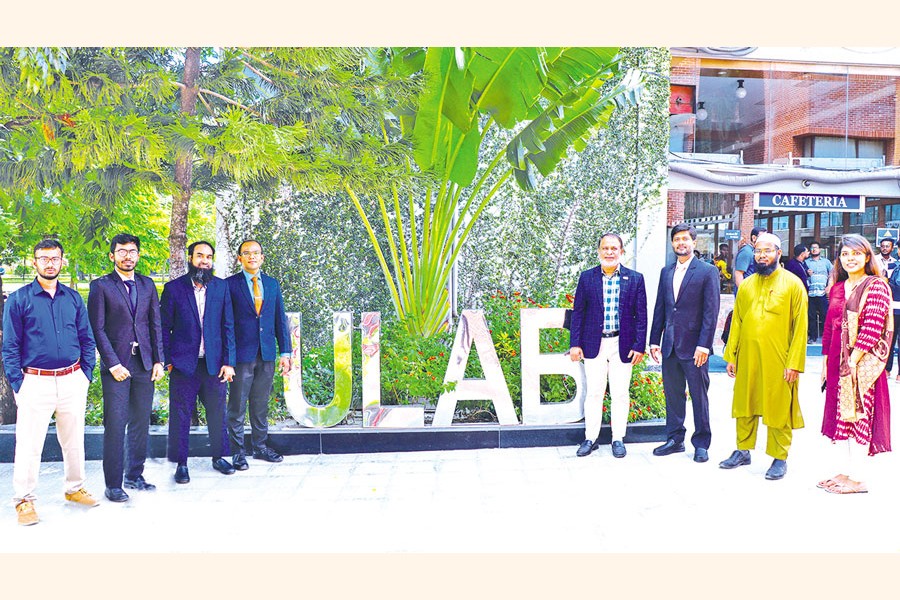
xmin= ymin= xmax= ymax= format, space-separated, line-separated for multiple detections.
xmin=345 ymin=47 xmax=646 ymax=337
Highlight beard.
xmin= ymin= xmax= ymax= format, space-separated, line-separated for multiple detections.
xmin=755 ymin=260 xmax=778 ymax=277
xmin=188 ymin=263 xmax=214 ymax=286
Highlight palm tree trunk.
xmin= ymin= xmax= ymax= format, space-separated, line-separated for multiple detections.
xmin=168 ymin=47 xmax=201 ymax=280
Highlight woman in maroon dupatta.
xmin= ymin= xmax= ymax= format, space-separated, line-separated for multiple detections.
xmin=819 ymin=234 xmax=892 ymax=494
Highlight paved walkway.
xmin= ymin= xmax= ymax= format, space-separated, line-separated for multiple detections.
xmin=2 ymin=354 xmax=899 ymax=553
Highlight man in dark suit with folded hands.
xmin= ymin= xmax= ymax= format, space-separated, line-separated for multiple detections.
xmin=649 ymin=224 xmax=720 ymax=463
xmin=225 ymin=240 xmax=292 ymax=469
xmin=569 ymin=232 xmax=647 ymax=459
xmin=88 ymin=233 xmax=165 ymax=502
xmin=160 ymin=241 xmax=236 ymax=484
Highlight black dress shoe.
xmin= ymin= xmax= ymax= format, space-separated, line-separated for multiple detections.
xmin=123 ymin=475 xmax=156 ymax=491
xmin=104 ymin=487 xmax=129 ymax=503
xmin=611 ymin=440 xmax=626 ymax=458
xmin=212 ymin=457 xmax=236 ymax=475
xmin=576 ymin=439 xmax=596 ymax=457
xmin=252 ymin=447 xmax=284 ymax=463
xmin=174 ymin=464 xmax=190 ymax=484
xmin=693 ymin=448 xmax=709 ymax=463
xmin=765 ymin=458 xmax=788 ymax=480
xmin=719 ymin=449 xmax=751 ymax=469
xmin=232 ymin=452 xmax=249 ymax=471
xmin=653 ymin=439 xmax=685 ymax=456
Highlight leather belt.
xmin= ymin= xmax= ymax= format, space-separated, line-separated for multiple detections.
xmin=24 ymin=361 xmax=81 ymax=377
xmin=601 ymin=330 xmax=620 ymax=338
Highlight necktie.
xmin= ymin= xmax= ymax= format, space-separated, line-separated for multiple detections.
xmin=252 ymin=276 xmax=262 ymax=315
xmin=124 ymin=280 xmax=137 ymax=313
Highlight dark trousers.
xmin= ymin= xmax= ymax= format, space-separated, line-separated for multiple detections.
xmin=227 ymin=355 xmax=276 ymax=454
xmin=101 ymin=352 xmax=153 ymax=488
xmin=808 ymin=295 xmax=828 ymax=341
xmin=887 ymin=313 xmax=900 ymax=375
xmin=167 ymin=357 xmax=228 ymax=464
xmin=661 ymin=353 xmax=711 ymax=450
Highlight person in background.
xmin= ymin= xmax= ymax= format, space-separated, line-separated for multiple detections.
xmin=818 ymin=234 xmax=891 ymax=494
xmin=732 ymin=227 xmax=766 ymax=291
xmin=875 ymin=237 xmax=898 ymax=278
xmin=886 ymin=261 xmax=900 ymax=382
xmin=785 ymin=244 xmax=810 ymax=292
xmin=806 ymin=241 xmax=832 ymax=343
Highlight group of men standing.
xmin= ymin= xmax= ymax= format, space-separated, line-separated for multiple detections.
xmin=3 ymin=235 xmax=292 ymax=525
xmin=569 ymin=225 xmax=808 ymax=481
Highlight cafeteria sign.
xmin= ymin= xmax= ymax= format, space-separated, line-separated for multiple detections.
xmin=756 ymin=192 xmax=864 ymax=212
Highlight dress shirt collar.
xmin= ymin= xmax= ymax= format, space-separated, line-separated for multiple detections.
xmin=29 ymin=278 xmax=67 ymax=297
xmin=601 ymin=266 xmax=621 ymax=279
xmin=675 ymin=255 xmax=694 ymax=271
xmin=242 ymin=268 xmax=261 ymax=283
xmin=115 ymin=270 xmax=136 ymax=283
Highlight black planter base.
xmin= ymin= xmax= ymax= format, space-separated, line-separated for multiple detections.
xmin=0 ymin=420 xmax=666 ymax=463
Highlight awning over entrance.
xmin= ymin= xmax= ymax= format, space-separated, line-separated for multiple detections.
xmin=670 ymin=155 xmax=900 ymax=197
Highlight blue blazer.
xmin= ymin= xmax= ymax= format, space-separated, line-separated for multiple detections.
xmin=160 ymin=274 xmax=236 ymax=376
xmin=225 ymin=271 xmax=292 ymax=363
xmin=649 ymin=258 xmax=720 ymax=360
xmin=569 ymin=264 xmax=647 ymax=362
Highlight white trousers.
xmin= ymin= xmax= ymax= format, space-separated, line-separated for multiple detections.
xmin=12 ymin=370 xmax=90 ymax=503
xmin=583 ymin=336 xmax=632 ymax=442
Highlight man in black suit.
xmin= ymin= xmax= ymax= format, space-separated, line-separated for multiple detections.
xmin=88 ymin=233 xmax=165 ymax=502
xmin=225 ymin=240 xmax=292 ymax=469
xmin=649 ymin=224 xmax=720 ymax=463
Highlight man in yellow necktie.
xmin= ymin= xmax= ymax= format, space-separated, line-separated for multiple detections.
xmin=225 ymin=240 xmax=293 ymax=469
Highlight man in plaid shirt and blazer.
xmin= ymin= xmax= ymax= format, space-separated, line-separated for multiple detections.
xmin=569 ymin=233 xmax=647 ymax=458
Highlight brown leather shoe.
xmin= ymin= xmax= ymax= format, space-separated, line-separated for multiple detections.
xmin=16 ymin=500 xmax=39 ymax=526
xmin=64 ymin=488 xmax=100 ymax=507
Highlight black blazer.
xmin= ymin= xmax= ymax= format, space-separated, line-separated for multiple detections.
xmin=88 ymin=271 xmax=164 ymax=371
xmin=649 ymin=258 xmax=720 ymax=360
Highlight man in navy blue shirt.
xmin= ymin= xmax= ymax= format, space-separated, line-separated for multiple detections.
xmin=2 ymin=239 xmax=99 ymax=526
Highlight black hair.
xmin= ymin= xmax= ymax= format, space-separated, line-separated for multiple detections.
xmin=237 ymin=239 xmax=262 ymax=255
xmin=187 ymin=240 xmax=216 ymax=257
xmin=750 ymin=226 xmax=767 ymax=238
xmin=33 ymin=238 xmax=64 ymax=257
xmin=793 ymin=244 xmax=808 ymax=257
xmin=109 ymin=233 xmax=141 ymax=254
xmin=670 ymin=223 xmax=696 ymax=241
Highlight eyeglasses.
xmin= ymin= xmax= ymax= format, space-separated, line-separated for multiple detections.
xmin=753 ymin=248 xmax=778 ymax=256
xmin=35 ymin=257 xmax=62 ymax=266
xmin=240 ymin=251 xmax=262 ymax=257
xmin=114 ymin=249 xmax=139 ymax=257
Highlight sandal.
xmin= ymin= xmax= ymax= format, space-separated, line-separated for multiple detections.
xmin=816 ymin=474 xmax=849 ymax=489
xmin=824 ymin=479 xmax=868 ymax=494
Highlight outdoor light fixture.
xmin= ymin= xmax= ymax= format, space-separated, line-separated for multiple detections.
xmin=696 ymin=102 xmax=708 ymax=121
xmin=736 ymin=79 xmax=747 ymax=99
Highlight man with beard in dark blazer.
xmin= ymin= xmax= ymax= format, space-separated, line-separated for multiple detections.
xmin=88 ymin=233 xmax=165 ymax=502
xmin=649 ymin=224 xmax=720 ymax=463
xmin=160 ymin=241 xmax=236 ymax=484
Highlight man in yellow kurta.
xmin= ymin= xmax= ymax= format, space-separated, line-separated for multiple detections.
xmin=721 ymin=232 xmax=808 ymax=480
